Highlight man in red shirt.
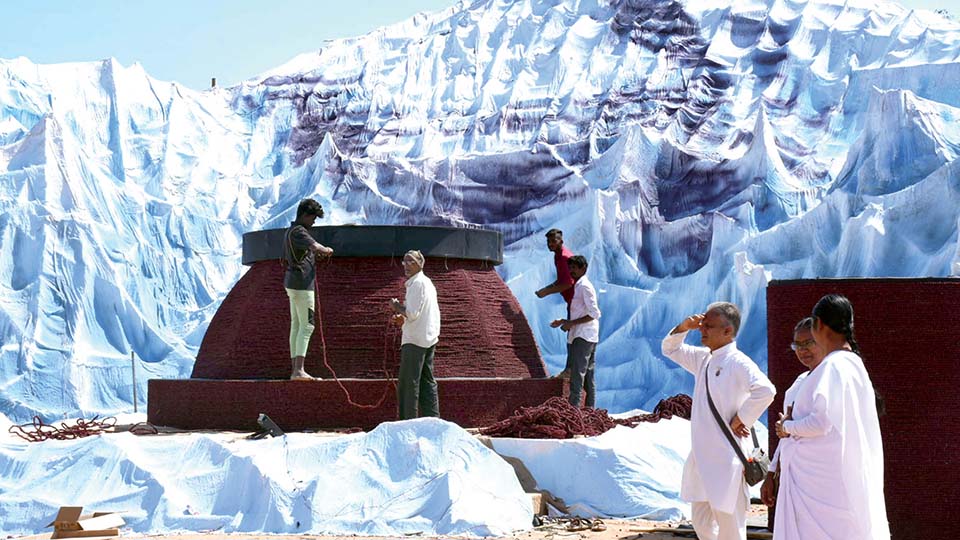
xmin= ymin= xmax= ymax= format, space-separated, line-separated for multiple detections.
xmin=536 ymin=228 xmax=577 ymax=377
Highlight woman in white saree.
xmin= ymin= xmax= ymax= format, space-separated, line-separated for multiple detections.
xmin=773 ymin=294 xmax=889 ymax=540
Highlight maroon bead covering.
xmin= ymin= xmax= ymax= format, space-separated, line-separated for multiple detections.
xmin=192 ymin=257 xmax=547 ymax=380
xmin=149 ymin=233 xmax=563 ymax=431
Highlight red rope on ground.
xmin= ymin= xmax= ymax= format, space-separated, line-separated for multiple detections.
xmin=313 ymin=258 xmax=399 ymax=409
xmin=614 ymin=394 xmax=693 ymax=426
xmin=478 ymin=397 xmax=612 ymax=439
xmin=9 ymin=416 xmax=117 ymax=442
xmin=478 ymin=394 xmax=692 ymax=439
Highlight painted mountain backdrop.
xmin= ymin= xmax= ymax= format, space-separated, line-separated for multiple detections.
xmin=1 ymin=0 xmax=958 ymax=421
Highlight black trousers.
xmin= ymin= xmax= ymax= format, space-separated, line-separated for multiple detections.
xmin=567 ymin=338 xmax=596 ymax=408
xmin=398 ymin=343 xmax=440 ymax=420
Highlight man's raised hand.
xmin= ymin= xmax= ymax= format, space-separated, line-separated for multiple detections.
xmin=677 ymin=313 xmax=705 ymax=332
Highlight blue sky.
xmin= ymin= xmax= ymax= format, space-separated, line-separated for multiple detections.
xmin=0 ymin=0 xmax=952 ymax=91
xmin=0 ymin=0 xmax=453 ymax=89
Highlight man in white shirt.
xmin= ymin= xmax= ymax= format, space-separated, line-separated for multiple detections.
xmin=550 ymin=255 xmax=600 ymax=407
xmin=661 ymin=302 xmax=776 ymax=540
xmin=390 ymin=250 xmax=441 ymax=420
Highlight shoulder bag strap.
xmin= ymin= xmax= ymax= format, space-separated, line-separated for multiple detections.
xmin=704 ymin=362 xmax=754 ymax=467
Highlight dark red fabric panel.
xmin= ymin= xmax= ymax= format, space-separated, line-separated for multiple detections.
xmin=766 ymin=279 xmax=960 ymax=540
xmin=148 ymin=378 xmax=566 ymax=430
xmin=193 ymin=258 xmax=546 ymax=380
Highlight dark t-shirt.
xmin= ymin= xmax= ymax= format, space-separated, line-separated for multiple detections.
xmin=283 ymin=223 xmax=316 ymax=290
xmin=555 ymin=245 xmax=576 ymax=305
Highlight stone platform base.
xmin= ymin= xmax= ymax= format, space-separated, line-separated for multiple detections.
xmin=148 ymin=377 xmax=565 ymax=431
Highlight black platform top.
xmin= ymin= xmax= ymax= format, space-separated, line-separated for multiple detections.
xmin=769 ymin=277 xmax=960 ymax=285
xmin=242 ymin=225 xmax=503 ymax=265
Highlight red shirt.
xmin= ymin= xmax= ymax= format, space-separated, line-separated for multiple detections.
xmin=554 ymin=245 xmax=576 ymax=305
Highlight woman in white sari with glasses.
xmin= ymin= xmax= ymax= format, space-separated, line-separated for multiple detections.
xmin=773 ymin=294 xmax=889 ymax=540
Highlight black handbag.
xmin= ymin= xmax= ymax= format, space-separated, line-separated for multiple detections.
xmin=705 ymin=363 xmax=770 ymax=487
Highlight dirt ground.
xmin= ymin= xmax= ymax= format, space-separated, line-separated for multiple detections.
xmin=14 ymin=506 xmax=771 ymax=540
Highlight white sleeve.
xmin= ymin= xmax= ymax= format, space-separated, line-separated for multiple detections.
xmin=404 ymin=281 xmax=427 ymax=322
xmin=583 ymin=284 xmax=600 ymax=320
xmin=661 ymin=331 xmax=707 ymax=375
xmin=735 ymin=357 xmax=776 ymax=427
xmin=783 ymin=393 xmax=833 ymax=438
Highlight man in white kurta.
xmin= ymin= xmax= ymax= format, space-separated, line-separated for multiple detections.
xmin=662 ymin=303 xmax=776 ymax=540
xmin=390 ymin=250 xmax=441 ymax=421
xmin=774 ymin=349 xmax=889 ymax=540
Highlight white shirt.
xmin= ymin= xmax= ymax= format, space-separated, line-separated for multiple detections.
xmin=567 ymin=276 xmax=600 ymax=344
xmin=661 ymin=331 xmax=776 ymax=514
xmin=401 ymin=271 xmax=440 ymax=348
xmin=775 ymin=350 xmax=889 ymax=540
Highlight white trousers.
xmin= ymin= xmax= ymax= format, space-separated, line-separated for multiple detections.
xmin=691 ymin=490 xmax=748 ymax=540
xmin=285 ymin=288 xmax=315 ymax=358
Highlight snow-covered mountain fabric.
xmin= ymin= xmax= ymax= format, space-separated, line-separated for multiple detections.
xmin=1 ymin=0 xmax=958 ymax=421
xmin=0 ymin=418 xmax=535 ymax=536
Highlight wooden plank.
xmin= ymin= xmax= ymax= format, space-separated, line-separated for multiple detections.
xmin=46 ymin=507 xmax=84 ymax=528
xmin=528 ymin=493 xmax=546 ymax=515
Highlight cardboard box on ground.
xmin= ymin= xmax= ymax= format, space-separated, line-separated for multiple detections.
xmin=46 ymin=507 xmax=124 ymax=539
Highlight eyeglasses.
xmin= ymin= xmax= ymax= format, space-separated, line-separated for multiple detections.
xmin=790 ymin=339 xmax=817 ymax=352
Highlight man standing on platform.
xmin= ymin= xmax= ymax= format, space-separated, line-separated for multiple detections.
xmin=661 ymin=303 xmax=775 ymax=540
xmin=550 ymin=256 xmax=600 ymax=408
xmin=535 ymin=228 xmax=576 ymax=377
xmin=390 ymin=250 xmax=441 ymax=420
xmin=283 ymin=198 xmax=334 ymax=380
